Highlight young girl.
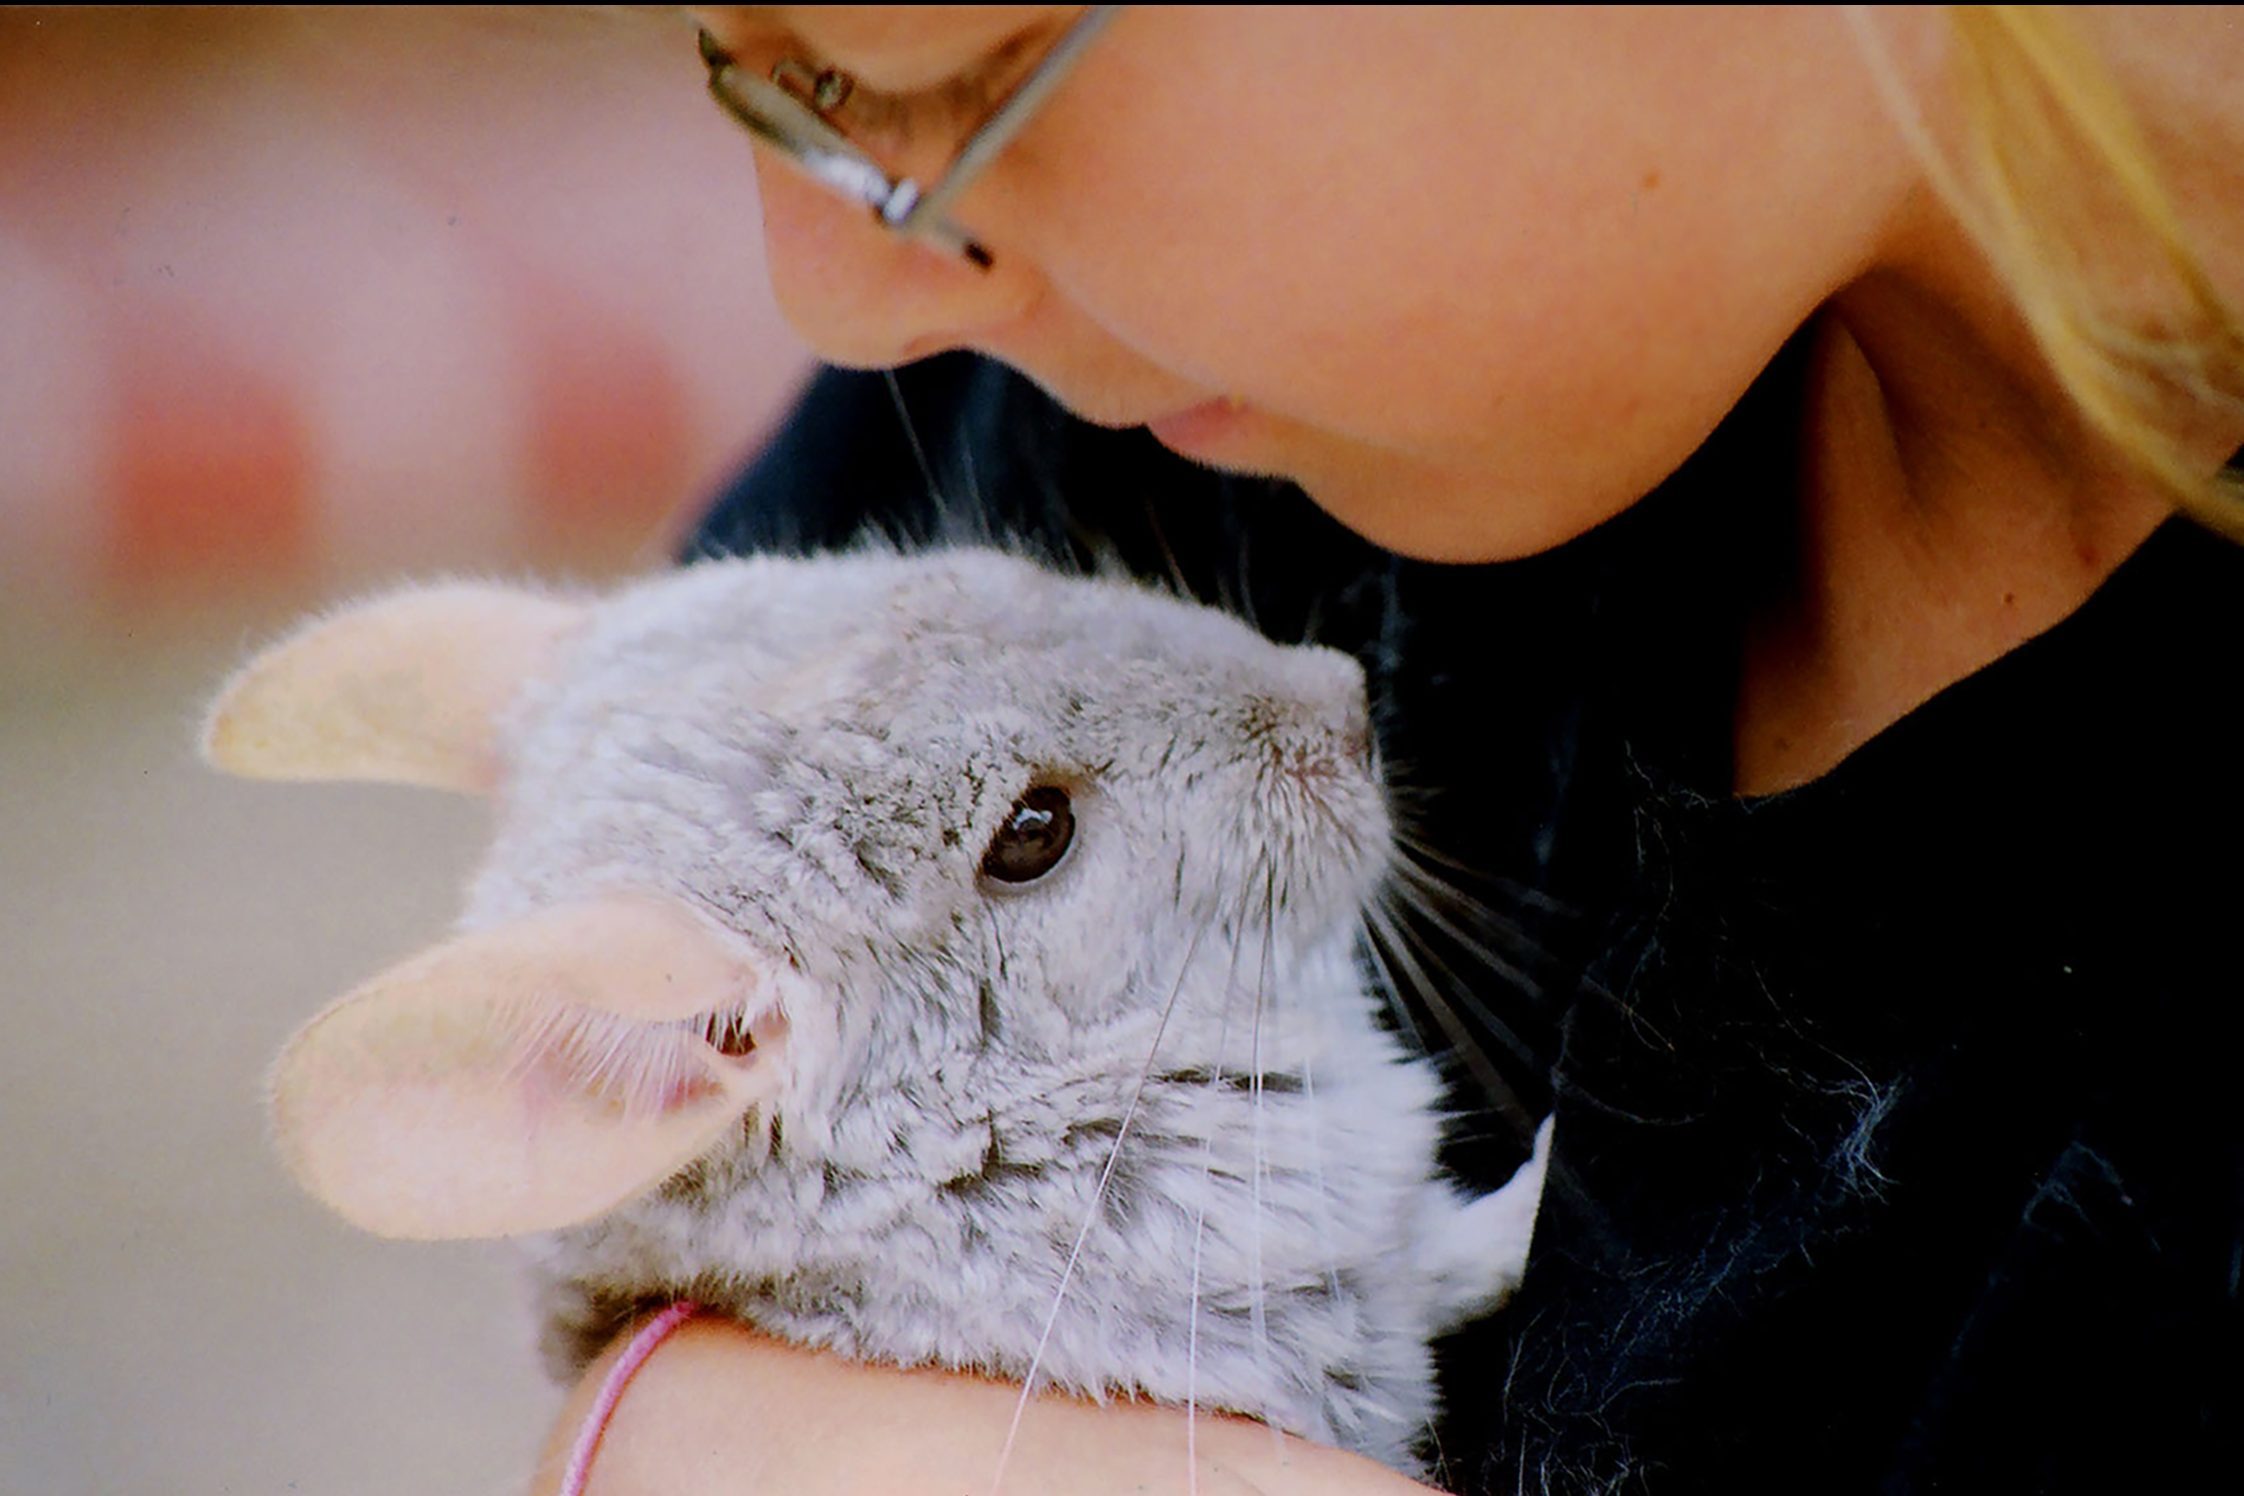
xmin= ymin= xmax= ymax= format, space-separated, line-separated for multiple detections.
xmin=536 ymin=8 xmax=2244 ymax=1491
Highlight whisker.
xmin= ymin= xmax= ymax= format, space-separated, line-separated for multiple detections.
xmin=1361 ymin=904 xmax=1537 ymax=1138
xmin=1386 ymin=834 xmax=1567 ymax=940
xmin=1355 ymin=921 xmax=1433 ymax=1060
xmin=1374 ymin=839 xmax=1560 ymax=1095
xmin=1383 ymin=822 xmax=1496 ymax=885
xmin=1364 ymin=901 xmax=1507 ymax=1076
xmin=1382 ymin=866 xmax=1537 ymax=994
xmin=1229 ymin=529 xmax=1263 ymax=638
xmin=1251 ymin=857 xmax=1286 ymax=1464
xmin=1306 ymin=594 xmax=1333 ymax=650
xmin=1384 ymin=814 xmax=1571 ymax=917
xmin=1143 ymin=505 xmax=1193 ymax=600
xmin=1186 ymin=849 xmax=1261 ymax=1496
xmin=956 ymin=413 xmax=984 ymax=516
xmin=881 ymin=367 xmax=949 ymax=513
xmin=1298 ymin=1054 xmax=1343 ymax=1302
xmin=1186 ymin=1180 xmax=1207 ymax=1496
xmin=1422 ymin=1412 xmax=1453 ymax=1493
xmin=1374 ymin=888 xmax=1543 ymax=1079
xmin=992 ymin=856 xmax=1223 ymax=1495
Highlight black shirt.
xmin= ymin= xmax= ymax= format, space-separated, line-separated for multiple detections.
xmin=692 ymin=350 xmax=2243 ymax=1492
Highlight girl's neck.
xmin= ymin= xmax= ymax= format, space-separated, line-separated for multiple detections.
xmin=1730 ymin=287 xmax=2173 ymax=795
xmin=1732 ymin=7 xmax=2244 ymax=796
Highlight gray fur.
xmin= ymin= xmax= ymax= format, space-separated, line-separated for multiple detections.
xmin=470 ymin=548 xmax=1536 ymax=1474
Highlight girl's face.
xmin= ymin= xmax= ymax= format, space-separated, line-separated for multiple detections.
xmin=695 ymin=6 xmax=1922 ymax=562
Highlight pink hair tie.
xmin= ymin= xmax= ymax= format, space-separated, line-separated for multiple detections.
xmin=558 ymin=1300 xmax=702 ymax=1496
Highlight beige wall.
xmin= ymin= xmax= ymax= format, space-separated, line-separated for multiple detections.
xmin=0 ymin=9 xmax=815 ymax=1491
xmin=0 ymin=6 xmax=814 ymax=629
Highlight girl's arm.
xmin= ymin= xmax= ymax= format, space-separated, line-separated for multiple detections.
xmin=531 ymin=1317 xmax=1442 ymax=1496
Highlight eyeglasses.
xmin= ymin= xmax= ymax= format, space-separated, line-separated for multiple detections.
xmin=698 ymin=6 xmax=1122 ymax=272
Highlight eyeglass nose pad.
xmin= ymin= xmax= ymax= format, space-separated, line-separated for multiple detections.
xmin=771 ymin=59 xmax=854 ymax=114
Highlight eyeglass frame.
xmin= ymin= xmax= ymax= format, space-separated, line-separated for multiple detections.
xmin=697 ymin=6 xmax=1123 ymax=271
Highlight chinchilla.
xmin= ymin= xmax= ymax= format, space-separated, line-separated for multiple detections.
xmin=204 ymin=546 xmax=1548 ymax=1475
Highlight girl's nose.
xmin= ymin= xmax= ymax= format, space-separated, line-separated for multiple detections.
xmin=752 ymin=160 xmax=1037 ymax=370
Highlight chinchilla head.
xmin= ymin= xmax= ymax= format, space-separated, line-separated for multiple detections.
xmin=478 ymin=549 xmax=1388 ymax=1166
xmin=206 ymin=547 xmax=1393 ymax=1243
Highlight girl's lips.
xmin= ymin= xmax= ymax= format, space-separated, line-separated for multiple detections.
xmin=1145 ymin=396 xmax=1249 ymax=455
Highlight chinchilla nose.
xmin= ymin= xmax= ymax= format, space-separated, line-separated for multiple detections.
xmin=1342 ymin=709 xmax=1377 ymax=779
xmin=1258 ymin=647 xmax=1376 ymax=777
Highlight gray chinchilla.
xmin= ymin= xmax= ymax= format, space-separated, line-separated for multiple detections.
xmin=205 ymin=547 xmax=1547 ymax=1476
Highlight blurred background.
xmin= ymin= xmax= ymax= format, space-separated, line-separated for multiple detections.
xmin=0 ymin=8 xmax=815 ymax=1491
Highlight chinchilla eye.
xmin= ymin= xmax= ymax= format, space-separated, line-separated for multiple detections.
xmin=980 ymin=785 xmax=1075 ymax=885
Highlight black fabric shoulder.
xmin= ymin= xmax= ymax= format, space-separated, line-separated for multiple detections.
xmin=1447 ymin=508 xmax=2244 ymax=1493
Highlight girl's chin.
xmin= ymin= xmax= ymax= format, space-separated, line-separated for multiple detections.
xmin=1144 ymin=397 xmax=1257 ymax=461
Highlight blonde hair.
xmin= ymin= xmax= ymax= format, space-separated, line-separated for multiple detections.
xmin=1886 ymin=6 xmax=2244 ymax=540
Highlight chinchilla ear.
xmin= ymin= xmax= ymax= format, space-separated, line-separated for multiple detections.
xmin=201 ymin=581 xmax=585 ymax=792
xmin=268 ymin=894 xmax=791 ymax=1241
